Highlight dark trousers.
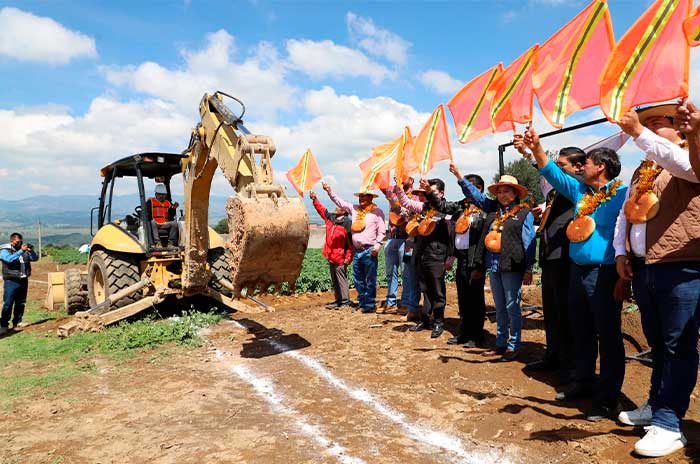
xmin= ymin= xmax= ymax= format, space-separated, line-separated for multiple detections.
xmin=631 ymin=261 xmax=700 ymax=432
xmin=569 ymin=264 xmax=625 ymax=404
xmin=329 ymin=263 xmax=349 ymax=303
xmin=1 ymin=278 xmax=28 ymax=328
xmin=541 ymin=259 xmax=574 ymax=371
xmin=418 ymin=258 xmax=447 ymax=322
xmin=455 ymin=256 xmax=485 ymax=342
xmin=352 ymin=248 xmax=378 ymax=309
xmin=151 ymin=220 xmax=179 ymax=246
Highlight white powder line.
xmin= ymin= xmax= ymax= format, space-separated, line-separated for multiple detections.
xmin=226 ymin=318 xmax=514 ymax=464
xmin=232 ymin=363 xmax=367 ymax=464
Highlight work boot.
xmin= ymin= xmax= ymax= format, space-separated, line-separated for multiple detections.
xmin=430 ymin=322 xmax=444 ymax=339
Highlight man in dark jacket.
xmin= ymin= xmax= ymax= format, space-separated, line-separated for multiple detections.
xmin=397 ymin=178 xmax=454 ymax=339
xmin=439 ymin=171 xmax=488 ymax=347
xmin=523 ymin=147 xmax=585 ymax=386
xmin=1 ymin=232 xmax=38 ymax=334
xmin=310 ymin=191 xmax=353 ymax=309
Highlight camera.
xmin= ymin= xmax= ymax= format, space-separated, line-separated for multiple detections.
xmin=26 ymin=244 xmax=34 ymax=250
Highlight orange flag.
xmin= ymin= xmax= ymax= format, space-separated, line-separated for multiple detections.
xmin=394 ymin=126 xmax=416 ymax=184
xmin=490 ymin=45 xmax=539 ymax=129
xmin=448 ymin=64 xmax=512 ymax=144
xmin=413 ymin=104 xmax=453 ymax=176
xmin=600 ymin=0 xmax=691 ymax=122
xmin=285 ymin=148 xmax=322 ymax=197
xmin=359 ymin=135 xmax=404 ymax=193
xmin=533 ymin=0 xmax=614 ymax=128
xmin=683 ymin=2 xmax=700 ymax=46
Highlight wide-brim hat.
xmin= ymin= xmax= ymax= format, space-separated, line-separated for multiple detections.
xmin=636 ymin=103 xmax=677 ymax=126
xmin=353 ymin=191 xmax=379 ymax=198
xmin=487 ymin=175 xmax=528 ymax=199
xmin=411 ymin=188 xmax=428 ymax=195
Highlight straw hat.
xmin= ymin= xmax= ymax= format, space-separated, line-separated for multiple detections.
xmin=636 ymin=103 xmax=677 ymax=127
xmin=487 ymin=175 xmax=528 ymax=199
xmin=411 ymin=188 xmax=428 ymax=196
xmin=353 ymin=191 xmax=379 ymax=198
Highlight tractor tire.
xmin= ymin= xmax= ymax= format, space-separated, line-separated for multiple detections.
xmin=64 ymin=268 xmax=88 ymax=315
xmin=88 ymin=250 xmax=141 ymax=308
xmin=208 ymin=248 xmax=232 ymax=297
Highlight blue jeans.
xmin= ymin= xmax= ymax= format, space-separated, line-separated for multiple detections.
xmin=569 ymin=264 xmax=625 ymax=405
xmin=631 ymin=261 xmax=700 ymax=433
xmin=489 ymin=271 xmax=523 ymax=351
xmin=353 ymin=248 xmax=378 ymax=308
xmin=384 ymin=238 xmax=404 ymax=307
xmin=1 ymin=278 xmax=28 ymax=328
xmin=401 ymin=259 xmax=420 ymax=313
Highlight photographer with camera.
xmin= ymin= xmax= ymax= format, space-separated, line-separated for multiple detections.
xmin=0 ymin=232 xmax=38 ymax=334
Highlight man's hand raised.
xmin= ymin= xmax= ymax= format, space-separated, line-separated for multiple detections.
xmin=513 ymin=134 xmax=531 ymax=158
xmin=449 ymin=162 xmax=462 ymax=180
xmin=419 ymin=178 xmax=430 ymax=191
xmin=617 ymin=110 xmax=644 ymax=138
xmin=523 ymin=126 xmax=548 ymax=169
xmin=677 ymin=100 xmax=700 ymax=135
xmin=309 ymin=191 xmax=317 ymax=201
xmin=322 ymin=181 xmax=332 ymax=193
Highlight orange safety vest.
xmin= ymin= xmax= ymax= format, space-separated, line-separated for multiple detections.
xmin=151 ymin=198 xmax=172 ymax=224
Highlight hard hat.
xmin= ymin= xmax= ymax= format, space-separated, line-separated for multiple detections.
xmin=154 ymin=184 xmax=167 ymax=194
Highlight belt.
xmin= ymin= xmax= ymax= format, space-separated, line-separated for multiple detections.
xmin=354 ymin=245 xmax=373 ymax=251
xmin=629 ymin=256 xmax=645 ymax=266
xmin=573 ymin=263 xmax=615 ymax=270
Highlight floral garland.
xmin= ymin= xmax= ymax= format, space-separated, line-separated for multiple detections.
xmin=355 ymin=203 xmax=378 ymax=221
xmin=490 ymin=203 xmax=526 ymax=232
xmin=574 ymin=179 xmax=623 ymax=219
xmin=633 ymin=160 xmax=663 ymax=201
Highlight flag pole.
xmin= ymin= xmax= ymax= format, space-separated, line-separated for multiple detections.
xmin=497 ymin=117 xmax=608 ymax=175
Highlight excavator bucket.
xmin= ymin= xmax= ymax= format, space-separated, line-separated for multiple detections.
xmin=226 ymin=194 xmax=309 ymax=296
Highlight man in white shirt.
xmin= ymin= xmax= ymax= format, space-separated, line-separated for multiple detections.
xmin=613 ymin=103 xmax=700 ymax=458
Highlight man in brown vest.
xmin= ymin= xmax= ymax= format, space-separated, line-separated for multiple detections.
xmin=613 ymin=103 xmax=700 ymax=458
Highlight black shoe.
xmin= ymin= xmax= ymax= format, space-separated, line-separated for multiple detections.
xmin=337 ymin=300 xmax=351 ymax=309
xmin=586 ymin=401 xmax=619 ymax=422
xmin=325 ymin=301 xmax=341 ymax=309
xmin=349 ymin=301 xmax=360 ymax=308
xmin=409 ymin=321 xmax=430 ymax=332
xmin=447 ymin=336 xmax=468 ymax=345
xmin=463 ymin=340 xmax=478 ymax=348
xmin=360 ymin=306 xmax=376 ymax=314
xmin=430 ymin=322 xmax=444 ymax=339
xmin=555 ymin=383 xmax=595 ymax=402
xmin=524 ymin=358 xmax=559 ymax=372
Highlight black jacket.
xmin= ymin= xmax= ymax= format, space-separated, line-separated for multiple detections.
xmin=539 ymin=191 xmax=574 ymax=262
xmin=474 ymin=204 xmax=531 ymax=273
xmin=414 ymin=192 xmax=454 ymax=262
xmin=427 ymin=195 xmax=486 ymax=270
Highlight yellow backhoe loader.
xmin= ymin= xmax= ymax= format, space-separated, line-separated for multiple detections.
xmin=51 ymin=92 xmax=309 ymax=335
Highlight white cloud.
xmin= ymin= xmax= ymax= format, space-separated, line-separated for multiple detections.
xmin=418 ymin=70 xmax=463 ymax=95
xmin=104 ymin=30 xmax=297 ymax=120
xmin=0 ymin=7 xmax=97 ymax=64
xmin=346 ymin=12 xmax=411 ymax=66
xmin=286 ymin=39 xmax=394 ymax=84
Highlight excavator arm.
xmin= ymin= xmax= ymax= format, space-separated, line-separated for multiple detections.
xmin=181 ymin=92 xmax=309 ymax=296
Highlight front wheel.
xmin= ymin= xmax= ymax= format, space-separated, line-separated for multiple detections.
xmin=87 ymin=250 xmax=141 ymax=308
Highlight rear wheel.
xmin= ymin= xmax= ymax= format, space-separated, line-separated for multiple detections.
xmin=88 ymin=250 xmax=141 ymax=308
xmin=64 ymin=268 xmax=88 ymax=314
xmin=208 ymin=248 xmax=232 ymax=297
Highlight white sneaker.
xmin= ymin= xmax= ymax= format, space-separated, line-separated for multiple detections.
xmin=618 ymin=401 xmax=652 ymax=426
xmin=634 ymin=426 xmax=686 ymax=457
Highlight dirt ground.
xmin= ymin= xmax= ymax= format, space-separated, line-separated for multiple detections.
xmin=2 ymin=260 xmax=700 ymax=463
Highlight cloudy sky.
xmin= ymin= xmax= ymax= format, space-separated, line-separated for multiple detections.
xmin=1 ymin=0 xmax=698 ymax=205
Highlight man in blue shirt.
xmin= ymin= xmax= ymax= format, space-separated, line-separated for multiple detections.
xmin=521 ymin=126 xmax=627 ymax=422
xmin=0 ymin=232 xmax=38 ymax=335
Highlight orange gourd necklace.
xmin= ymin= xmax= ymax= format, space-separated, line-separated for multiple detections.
xmin=484 ymin=203 xmax=526 ymax=253
xmin=566 ymin=179 xmax=622 ymax=242
xmin=352 ymin=203 xmax=377 ymax=233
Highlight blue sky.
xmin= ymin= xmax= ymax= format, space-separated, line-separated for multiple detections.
xmin=0 ymin=0 xmax=695 ymax=204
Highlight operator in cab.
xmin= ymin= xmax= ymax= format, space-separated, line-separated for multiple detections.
xmin=147 ymin=184 xmax=179 ymax=249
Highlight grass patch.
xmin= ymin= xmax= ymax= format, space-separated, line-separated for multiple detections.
xmin=0 ymin=305 xmax=222 ymax=404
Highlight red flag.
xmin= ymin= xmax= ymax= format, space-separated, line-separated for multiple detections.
xmin=533 ymin=0 xmax=615 ymax=128
xmin=683 ymin=2 xmax=700 ymax=46
xmin=359 ymin=135 xmax=403 ymax=193
xmin=490 ymin=45 xmax=539 ymax=129
xmin=600 ymin=0 xmax=691 ymax=122
xmin=285 ymin=148 xmax=322 ymax=197
xmin=395 ymin=126 xmax=416 ymax=184
xmin=448 ymin=64 xmax=512 ymax=144
xmin=412 ymin=104 xmax=452 ymax=176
